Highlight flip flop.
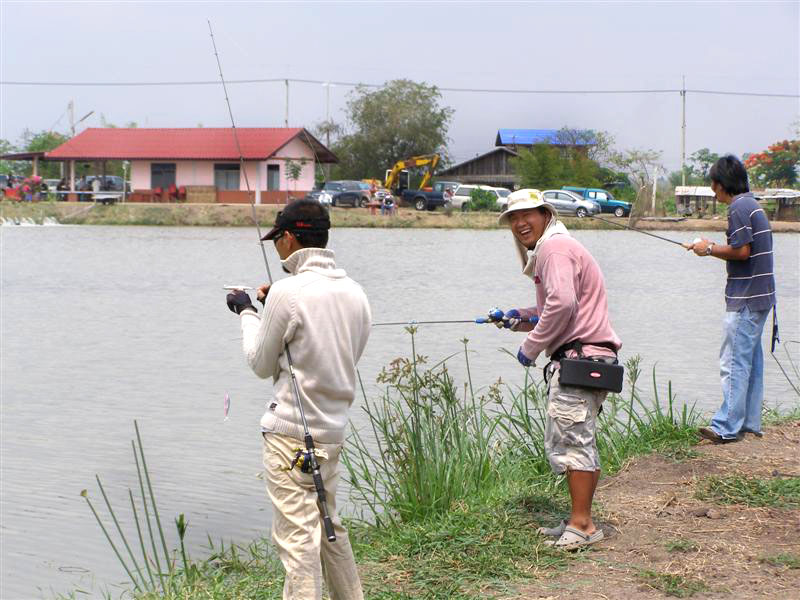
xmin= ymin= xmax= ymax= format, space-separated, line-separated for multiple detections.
xmin=544 ymin=525 xmax=604 ymax=550
xmin=536 ymin=519 xmax=568 ymax=537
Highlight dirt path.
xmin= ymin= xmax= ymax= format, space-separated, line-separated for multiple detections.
xmin=513 ymin=422 xmax=800 ymax=599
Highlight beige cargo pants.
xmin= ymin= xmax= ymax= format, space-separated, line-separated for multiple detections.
xmin=263 ymin=432 xmax=364 ymax=600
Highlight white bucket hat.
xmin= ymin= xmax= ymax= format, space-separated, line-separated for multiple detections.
xmin=497 ymin=189 xmax=558 ymax=226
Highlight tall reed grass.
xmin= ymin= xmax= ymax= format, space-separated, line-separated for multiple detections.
xmin=343 ymin=333 xmax=501 ymax=525
xmin=343 ymin=334 xmax=702 ymax=526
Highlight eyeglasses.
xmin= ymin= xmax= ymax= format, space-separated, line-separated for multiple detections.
xmin=273 ymin=230 xmax=285 ymax=242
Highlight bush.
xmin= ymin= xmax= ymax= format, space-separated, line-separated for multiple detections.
xmin=468 ymin=188 xmax=498 ymax=212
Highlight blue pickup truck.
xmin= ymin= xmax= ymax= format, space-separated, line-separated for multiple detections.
xmin=562 ymin=186 xmax=632 ymax=217
xmin=400 ymin=180 xmax=461 ymax=211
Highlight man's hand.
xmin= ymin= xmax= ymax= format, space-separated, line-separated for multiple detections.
xmin=691 ymin=238 xmax=712 ymax=256
xmin=516 ymin=347 xmax=533 ymax=367
xmin=226 ymin=290 xmax=255 ymax=315
xmin=256 ymin=284 xmax=271 ymax=305
xmin=503 ymin=309 xmax=522 ymax=331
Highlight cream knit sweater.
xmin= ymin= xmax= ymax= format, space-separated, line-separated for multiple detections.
xmin=239 ymin=247 xmax=372 ymax=444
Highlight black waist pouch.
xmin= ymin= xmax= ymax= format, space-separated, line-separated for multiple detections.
xmin=558 ymin=358 xmax=624 ymax=393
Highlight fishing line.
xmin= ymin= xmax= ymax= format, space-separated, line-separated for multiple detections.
xmin=209 ymin=20 xmax=336 ymax=543
xmin=588 ymin=214 xmax=685 ymax=246
xmin=771 ymin=340 xmax=800 ymax=397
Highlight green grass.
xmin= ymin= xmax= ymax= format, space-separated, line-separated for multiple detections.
xmin=638 ymin=570 xmax=709 ymax=597
xmin=759 ymin=553 xmax=800 ymax=569
xmin=78 ymin=337 xmax=720 ymax=599
xmin=665 ymin=538 xmax=698 ymax=553
xmin=134 ymin=539 xmax=285 ymax=600
xmin=696 ymin=475 xmax=800 ymax=508
xmin=353 ymin=491 xmax=569 ymax=599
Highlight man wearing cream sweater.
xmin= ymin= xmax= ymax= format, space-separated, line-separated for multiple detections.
xmin=226 ymin=199 xmax=371 ymax=600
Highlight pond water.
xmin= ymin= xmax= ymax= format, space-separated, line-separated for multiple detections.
xmin=1 ymin=225 xmax=798 ymax=598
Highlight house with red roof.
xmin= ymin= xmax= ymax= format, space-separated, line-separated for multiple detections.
xmin=44 ymin=127 xmax=336 ymax=203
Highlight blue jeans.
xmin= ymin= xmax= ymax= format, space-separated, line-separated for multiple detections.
xmin=710 ymin=306 xmax=770 ymax=439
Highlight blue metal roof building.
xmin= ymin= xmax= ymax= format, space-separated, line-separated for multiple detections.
xmin=495 ymin=129 xmax=595 ymax=147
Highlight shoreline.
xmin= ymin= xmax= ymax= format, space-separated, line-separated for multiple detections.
xmin=3 ymin=201 xmax=800 ymax=232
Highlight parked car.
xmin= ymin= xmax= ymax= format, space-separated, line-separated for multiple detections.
xmin=397 ymin=180 xmax=453 ymax=211
xmin=562 ymin=186 xmax=631 ymax=217
xmin=542 ymin=189 xmax=600 ymax=218
xmin=450 ymin=184 xmax=511 ymax=211
xmin=309 ymin=181 xmax=370 ymax=208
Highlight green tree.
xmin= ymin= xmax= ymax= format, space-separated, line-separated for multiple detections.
xmin=285 ymin=158 xmax=308 ymax=192
xmin=510 ymin=145 xmax=566 ymax=189
xmin=17 ymin=129 xmax=70 ymax=178
xmin=688 ymin=148 xmax=720 ymax=183
xmin=331 ymin=79 xmax=454 ymax=181
xmin=555 ymin=127 xmax=615 ymax=164
xmin=0 ymin=138 xmax=25 ymax=176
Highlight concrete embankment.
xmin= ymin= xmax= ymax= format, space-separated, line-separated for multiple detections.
xmin=2 ymin=201 xmax=799 ymax=232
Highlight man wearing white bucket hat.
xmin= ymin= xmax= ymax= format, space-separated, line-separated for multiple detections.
xmin=491 ymin=189 xmax=622 ymax=550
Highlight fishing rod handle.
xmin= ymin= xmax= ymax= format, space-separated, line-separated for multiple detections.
xmin=304 ymin=433 xmax=337 ymax=542
xmin=475 ymin=315 xmax=539 ymax=326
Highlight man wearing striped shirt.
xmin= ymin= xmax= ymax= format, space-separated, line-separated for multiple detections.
xmin=686 ymin=155 xmax=776 ymax=443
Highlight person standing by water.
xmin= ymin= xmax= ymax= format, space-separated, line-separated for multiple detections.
xmin=684 ymin=155 xmax=776 ymax=443
xmin=225 ymin=199 xmax=371 ymax=600
xmin=491 ymin=189 xmax=622 ymax=550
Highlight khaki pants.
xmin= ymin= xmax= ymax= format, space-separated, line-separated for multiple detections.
xmin=262 ymin=432 xmax=364 ymax=600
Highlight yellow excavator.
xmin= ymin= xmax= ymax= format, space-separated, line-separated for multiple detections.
xmin=384 ymin=154 xmax=448 ymax=210
xmin=384 ymin=154 xmax=440 ymax=193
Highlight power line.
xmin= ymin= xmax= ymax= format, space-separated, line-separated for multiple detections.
xmin=1 ymin=78 xmax=797 ymax=98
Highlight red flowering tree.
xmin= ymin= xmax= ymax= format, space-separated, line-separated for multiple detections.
xmin=744 ymin=139 xmax=800 ymax=187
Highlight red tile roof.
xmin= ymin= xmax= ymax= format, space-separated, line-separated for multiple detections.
xmin=46 ymin=127 xmax=336 ymax=162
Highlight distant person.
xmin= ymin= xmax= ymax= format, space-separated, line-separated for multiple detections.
xmin=91 ymin=176 xmax=101 ymax=200
xmin=443 ymin=185 xmax=454 ymax=207
xmin=491 ymin=189 xmax=622 ymax=550
xmin=684 ymin=155 xmax=776 ymax=443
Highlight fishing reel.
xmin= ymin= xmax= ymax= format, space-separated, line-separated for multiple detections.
xmin=283 ymin=447 xmax=327 ymax=474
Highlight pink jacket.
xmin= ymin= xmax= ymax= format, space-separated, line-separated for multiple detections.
xmin=518 ymin=235 xmax=621 ymax=363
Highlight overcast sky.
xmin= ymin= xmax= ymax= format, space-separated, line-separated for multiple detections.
xmin=1 ymin=1 xmax=798 ymax=171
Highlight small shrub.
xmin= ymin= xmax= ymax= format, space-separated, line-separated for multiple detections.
xmin=638 ymin=570 xmax=708 ymax=597
xmin=697 ymin=475 xmax=800 ymax=508
xmin=468 ymin=188 xmax=498 ymax=212
xmin=665 ymin=538 xmax=698 ymax=553
xmin=759 ymin=553 xmax=800 ymax=569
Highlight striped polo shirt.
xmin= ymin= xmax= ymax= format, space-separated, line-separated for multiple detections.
xmin=724 ymin=192 xmax=776 ymax=312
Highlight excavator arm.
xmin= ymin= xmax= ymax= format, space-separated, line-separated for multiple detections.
xmin=384 ymin=154 xmax=440 ymax=192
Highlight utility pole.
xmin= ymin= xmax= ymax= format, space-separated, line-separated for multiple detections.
xmin=69 ymin=100 xmax=75 ymax=137
xmin=284 ymin=79 xmax=289 ymax=127
xmin=651 ymin=167 xmax=659 ymax=215
xmin=322 ymin=82 xmax=335 ymax=180
xmin=681 ymin=75 xmax=686 ymax=186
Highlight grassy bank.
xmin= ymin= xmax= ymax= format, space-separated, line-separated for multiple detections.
xmin=5 ymin=200 xmax=799 ymax=231
xmin=75 ymin=335 xmax=722 ymax=600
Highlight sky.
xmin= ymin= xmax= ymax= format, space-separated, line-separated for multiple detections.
xmin=1 ymin=0 xmax=798 ymax=172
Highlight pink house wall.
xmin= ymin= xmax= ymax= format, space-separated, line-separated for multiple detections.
xmin=130 ymin=160 xmax=216 ymax=189
xmin=129 ymin=138 xmax=316 ymax=193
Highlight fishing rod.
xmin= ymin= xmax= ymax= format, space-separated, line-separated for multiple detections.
xmin=373 ymin=310 xmax=539 ymax=328
xmin=209 ymin=21 xmax=336 ymax=543
xmin=589 ymin=214 xmax=685 ymax=246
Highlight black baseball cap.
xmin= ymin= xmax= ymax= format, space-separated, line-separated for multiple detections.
xmin=261 ymin=199 xmax=331 ymax=241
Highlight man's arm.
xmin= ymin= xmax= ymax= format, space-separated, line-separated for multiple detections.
xmin=688 ymin=238 xmax=751 ymax=261
xmin=240 ymin=285 xmax=292 ymax=379
xmin=519 ymin=253 xmax=577 ymax=363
